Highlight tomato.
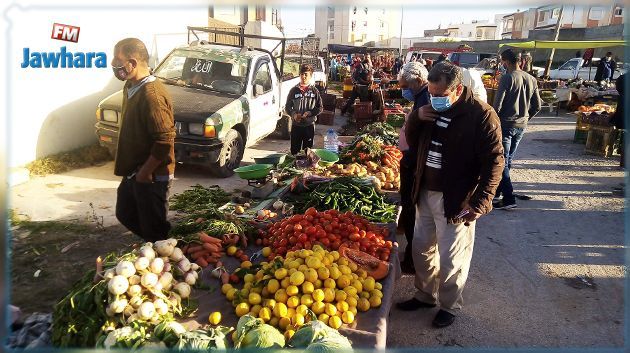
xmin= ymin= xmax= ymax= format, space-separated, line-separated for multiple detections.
xmin=331 ymin=221 xmax=339 ymax=229
xmin=285 ymin=224 xmax=294 ymax=232
xmin=316 ymin=230 xmax=327 ymax=239
xmin=305 ymin=226 xmax=317 ymax=236
xmin=304 ymin=241 xmax=312 ymax=250
xmin=277 ymin=247 xmax=287 ymax=255
xmin=298 ymin=233 xmax=308 ymax=243
xmin=324 ymin=225 xmax=333 ymax=232
xmin=368 ymin=245 xmax=377 ymax=254
xmin=305 ymin=215 xmax=314 ymax=222
xmin=293 ymin=215 xmax=304 ymax=222
xmin=255 ymin=238 xmax=262 ymax=246
xmin=346 ymin=225 xmax=354 ymax=233
xmin=262 ymin=239 xmax=269 ymax=246
xmin=321 ymin=238 xmax=331 ymax=247
xmin=367 ymin=234 xmax=377 ymax=241
xmin=349 ymin=233 xmax=360 ymax=241
xmin=328 ymin=234 xmax=337 ymax=242
xmin=305 ymin=207 xmax=318 ymax=216
xmin=300 ymin=220 xmax=309 ymax=227
xmin=330 ymin=240 xmax=340 ymax=249
xmin=279 ymin=238 xmax=288 ymax=247
xmin=293 ymin=224 xmax=303 ymax=232
xmin=289 ymin=235 xmax=298 ymax=244
xmin=385 ymin=241 xmax=393 ymax=248
xmin=273 ymin=230 xmax=282 ymax=238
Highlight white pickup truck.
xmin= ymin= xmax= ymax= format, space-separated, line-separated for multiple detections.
xmin=95 ymin=27 xmax=325 ymax=177
xmin=548 ymin=57 xmax=626 ymax=81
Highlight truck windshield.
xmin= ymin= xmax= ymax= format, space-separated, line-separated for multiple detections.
xmin=154 ymin=49 xmax=250 ymax=95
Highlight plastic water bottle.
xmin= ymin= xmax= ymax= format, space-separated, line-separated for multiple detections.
xmin=324 ymin=129 xmax=339 ymax=154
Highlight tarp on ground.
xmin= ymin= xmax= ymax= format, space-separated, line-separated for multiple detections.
xmin=327 ymin=44 xmax=399 ymax=55
xmin=499 ymin=40 xmax=627 ymax=49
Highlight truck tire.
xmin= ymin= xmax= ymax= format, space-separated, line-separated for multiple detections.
xmin=210 ymin=129 xmax=244 ymax=178
xmin=279 ymin=114 xmax=292 ymax=140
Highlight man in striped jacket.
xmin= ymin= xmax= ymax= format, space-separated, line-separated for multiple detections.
xmin=285 ymin=64 xmax=323 ymax=155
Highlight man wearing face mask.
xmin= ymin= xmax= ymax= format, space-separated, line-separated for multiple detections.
xmin=397 ymin=62 xmax=431 ymax=274
xmin=493 ymin=49 xmax=541 ymax=210
xmin=112 ymin=38 xmax=176 ymax=242
xmin=595 ymin=52 xmax=616 ymax=83
xmin=396 ymin=62 xmax=504 ymax=328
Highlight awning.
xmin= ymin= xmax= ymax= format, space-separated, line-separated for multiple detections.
xmin=499 ymin=40 xmax=627 ymax=49
xmin=327 ymin=44 xmax=399 ymax=55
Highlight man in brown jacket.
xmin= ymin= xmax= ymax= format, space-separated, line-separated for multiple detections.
xmin=396 ymin=62 xmax=504 ymax=327
xmin=111 ymin=38 xmax=176 ymax=242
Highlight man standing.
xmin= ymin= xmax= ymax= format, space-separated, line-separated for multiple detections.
xmin=112 ymin=38 xmax=176 ymax=242
xmin=341 ymin=54 xmax=372 ymax=116
xmin=285 ymin=64 xmax=323 ymax=155
xmin=595 ymin=52 xmax=616 ymax=83
xmin=397 ymin=62 xmax=431 ymax=274
xmin=396 ymin=62 xmax=504 ymax=327
xmin=493 ymin=49 xmax=541 ymax=209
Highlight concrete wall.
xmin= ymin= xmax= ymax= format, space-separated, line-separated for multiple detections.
xmin=5 ymin=5 xmax=208 ymax=168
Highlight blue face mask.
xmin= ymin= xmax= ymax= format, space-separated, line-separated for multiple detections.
xmin=430 ymin=95 xmax=452 ymax=112
xmin=402 ymin=88 xmax=415 ymax=102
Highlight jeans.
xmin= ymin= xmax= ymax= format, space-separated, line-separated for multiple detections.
xmin=497 ymin=127 xmax=525 ymax=203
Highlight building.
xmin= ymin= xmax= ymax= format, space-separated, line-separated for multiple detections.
xmin=209 ymin=5 xmax=282 ymax=30
xmin=314 ymin=6 xmax=401 ymax=50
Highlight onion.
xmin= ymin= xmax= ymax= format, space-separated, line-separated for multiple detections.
xmin=163 ymin=262 xmax=172 ymax=273
xmin=149 ymin=258 xmax=165 ymax=274
xmin=154 ymin=240 xmax=175 ymax=257
xmin=108 ymin=275 xmax=129 ymax=295
xmin=158 ymin=272 xmax=173 ymax=290
xmin=167 ymin=238 xmax=178 ymax=247
xmin=123 ymin=305 xmax=134 ymax=317
xmin=141 ymin=273 xmax=158 ymax=288
xmin=168 ymin=293 xmax=181 ymax=306
xmin=190 ymin=263 xmax=200 ymax=271
xmin=129 ymin=296 xmax=143 ymax=308
xmin=153 ymin=299 xmax=168 ymax=315
xmin=134 ymin=257 xmax=150 ymax=271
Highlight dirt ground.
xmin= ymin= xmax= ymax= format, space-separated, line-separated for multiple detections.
xmin=8 ymin=110 xmax=626 ymax=347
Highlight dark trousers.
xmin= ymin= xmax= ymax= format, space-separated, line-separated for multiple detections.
xmin=399 ymin=150 xmax=417 ymax=264
xmin=116 ymin=177 xmax=171 ymax=242
xmin=290 ymin=124 xmax=315 ymax=155
xmin=497 ymin=127 xmax=525 ymax=203
xmin=341 ymin=85 xmax=369 ymax=114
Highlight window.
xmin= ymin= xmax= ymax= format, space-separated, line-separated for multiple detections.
xmin=559 ymin=59 xmax=579 ymax=70
xmin=255 ymin=6 xmax=265 ymax=21
xmin=515 ymin=19 xmax=522 ymax=30
xmin=476 ymin=29 xmax=483 ymax=39
xmin=363 ymin=21 xmax=368 ymax=27
xmin=364 ymin=7 xmax=368 ymax=14
xmin=539 ymin=11 xmax=547 ymax=23
xmin=507 ymin=19 xmax=513 ymax=30
xmin=552 ymin=8 xmax=560 ymax=18
xmin=351 ymin=20 xmax=356 ymax=31
xmin=380 ymin=21 xmax=384 ymax=28
xmin=327 ymin=7 xmax=335 ymax=18
xmin=353 ymin=7 xmax=357 ymax=14
xmin=254 ymin=62 xmax=272 ymax=93
xmin=362 ymin=34 xmax=367 ymax=41
xmin=614 ymin=7 xmax=623 ymax=16
xmin=589 ymin=7 xmax=604 ymax=20
xmin=329 ymin=32 xmax=334 ymax=40
xmin=379 ymin=35 xmax=384 ymax=41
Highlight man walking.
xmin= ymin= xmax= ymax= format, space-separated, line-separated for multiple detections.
xmin=493 ymin=49 xmax=541 ymax=209
xmin=396 ymin=62 xmax=504 ymax=327
xmin=397 ymin=62 xmax=431 ymax=274
xmin=341 ymin=54 xmax=372 ymax=116
xmin=112 ymin=38 xmax=176 ymax=242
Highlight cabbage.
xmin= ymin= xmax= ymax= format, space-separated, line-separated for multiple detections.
xmin=288 ymin=319 xmax=352 ymax=352
xmin=234 ymin=315 xmax=285 ymax=349
xmin=175 ymin=326 xmax=231 ymax=351
xmin=305 ymin=335 xmax=353 ymax=353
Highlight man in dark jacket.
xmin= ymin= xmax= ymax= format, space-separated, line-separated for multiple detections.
xmin=285 ymin=64 xmax=323 ymax=155
xmin=493 ymin=49 xmax=541 ymax=209
xmin=612 ymin=73 xmax=625 ymax=168
xmin=396 ymin=62 xmax=504 ymax=328
xmin=341 ymin=54 xmax=372 ymax=116
xmin=595 ymin=52 xmax=616 ymax=83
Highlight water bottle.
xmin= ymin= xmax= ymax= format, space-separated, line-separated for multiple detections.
xmin=324 ymin=129 xmax=339 ymax=154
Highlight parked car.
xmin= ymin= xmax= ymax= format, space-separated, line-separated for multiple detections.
xmin=447 ymin=52 xmax=495 ymax=68
xmin=548 ymin=57 xmax=626 ymax=80
xmin=471 ymin=56 xmax=545 ymax=77
xmin=404 ymin=50 xmax=443 ymax=64
xmin=95 ymin=28 xmax=324 ymax=177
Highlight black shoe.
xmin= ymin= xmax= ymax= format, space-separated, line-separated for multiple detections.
xmin=400 ymin=261 xmax=415 ymax=274
xmin=513 ymin=193 xmax=533 ymax=200
xmin=396 ymin=298 xmax=436 ymax=311
xmin=494 ymin=199 xmax=517 ymax=210
xmin=432 ymin=309 xmax=455 ymax=328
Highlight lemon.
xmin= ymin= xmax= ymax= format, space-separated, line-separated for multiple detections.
xmin=287 ymin=296 xmax=300 ymax=308
xmin=287 ymin=308 xmax=296 ymax=318
xmin=363 ymin=277 xmax=375 ymax=292
xmin=275 ymin=268 xmax=288 ymax=280
xmin=326 ymin=254 xmax=336 ymax=264
xmin=344 ymin=286 xmax=358 ymax=297
xmin=312 ymin=289 xmax=325 ymax=302
xmin=346 ymin=296 xmax=358 ymax=308
xmin=289 ymin=268 xmax=297 ymax=275
xmin=323 ymin=288 xmax=336 ymax=302
xmin=360 ymin=291 xmax=370 ymax=299
xmin=351 ymin=280 xmax=363 ymax=293
xmin=348 ymin=261 xmax=358 ymax=272
xmin=262 ymin=247 xmax=272 ymax=257
xmin=330 ymin=251 xmax=340 ymax=261
xmin=244 ymin=273 xmax=254 ymax=283
xmin=269 ymin=317 xmax=279 ymax=328
xmin=318 ymin=313 xmax=330 ymax=323
xmin=328 ymin=316 xmax=342 ymax=329
xmin=221 ymin=283 xmax=233 ymax=295
xmin=226 ymin=288 xmax=238 ymax=301
xmin=297 ymin=264 xmax=308 ymax=273
xmin=251 ymin=286 xmax=262 ymax=294
xmin=369 ymin=296 xmax=382 ymax=308
xmin=281 ymin=277 xmax=291 ymax=289
xmin=371 ymin=289 xmax=383 ymax=298
xmin=325 ymin=303 xmax=337 ymax=316
xmin=293 ymin=313 xmax=306 ymax=326
xmin=302 ymin=281 xmax=315 ymax=294
xmin=300 ymin=294 xmax=314 ymax=307
xmin=267 ymin=279 xmax=280 ymax=294
xmin=286 ymin=251 xmax=295 ymax=259
xmin=255 ymin=270 xmax=264 ymax=280
xmin=290 ymin=271 xmax=305 ymax=286
xmin=243 ymin=282 xmax=253 ymax=291
xmin=314 ymin=279 xmax=323 ymax=289
xmin=279 ymin=316 xmax=291 ymax=330
xmin=286 ymin=285 xmax=299 ymax=296
xmin=351 ymin=273 xmax=359 ymax=281
xmin=321 ymin=256 xmax=331 ymax=266
xmin=349 ymin=307 xmax=357 ymax=316
xmin=317 ymin=267 xmax=330 ymax=280
xmin=274 ymin=289 xmax=287 ymax=303
xmin=284 ymin=329 xmax=295 ymax=340
xmin=356 ymin=269 xmax=368 ymax=279
xmin=338 ymin=265 xmax=352 ymax=275
xmin=264 ymin=299 xmax=277 ymax=309
xmin=306 ymin=256 xmax=322 ymax=269
xmin=296 ymin=304 xmax=309 ymax=316
xmin=250 ymin=304 xmax=262 ymax=316
xmin=336 ymin=301 xmax=349 ymax=313
xmin=248 ymin=292 xmax=262 ymax=305
xmin=227 ymin=246 xmax=237 ymax=256
xmin=329 ymin=267 xmax=341 ymax=280
xmin=313 ymin=244 xmax=324 ymax=252
xmin=259 ymin=307 xmax=272 ymax=322
xmin=208 ymin=311 xmax=221 ymax=325
xmin=324 ymin=278 xmax=336 ymax=289
xmin=261 ymin=288 xmax=270 ymax=297
xmin=311 ymin=301 xmax=326 ymax=315
xmin=287 ymin=260 xmax=299 ymax=269
xmin=296 ymin=257 xmax=306 ymax=265
xmin=235 ymin=302 xmax=250 ymax=317
xmin=241 ymin=260 xmax=253 ymax=269
xmin=273 ymin=302 xmax=288 ymax=317
xmin=342 ymin=311 xmax=355 ymax=324
xmin=357 ymin=298 xmax=370 ymax=312
xmin=240 ymin=288 xmax=250 ymax=297
xmin=335 ymin=290 xmax=348 ymax=302
xmin=375 ymin=282 xmax=382 ymax=290
xmin=305 ymin=269 xmax=319 ymax=283
xmin=336 ymin=275 xmax=351 ymax=289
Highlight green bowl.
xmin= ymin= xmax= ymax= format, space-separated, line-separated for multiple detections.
xmin=312 ymin=149 xmax=339 ymax=167
xmin=233 ymin=164 xmax=273 ymax=180
xmin=253 ymin=153 xmax=287 ymax=166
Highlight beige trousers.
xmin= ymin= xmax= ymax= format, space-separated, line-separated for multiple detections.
xmin=412 ymin=189 xmax=476 ymax=314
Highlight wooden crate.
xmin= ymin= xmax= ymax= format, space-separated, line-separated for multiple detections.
xmin=335 ymin=97 xmax=348 ymax=110
xmin=342 ymin=90 xmax=353 ymax=99
xmin=585 ymin=125 xmax=618 ymax=157
xmin=318 ymin=110 xmax=335 ymax=125
xmin=321 ymin=93 xmax=337 ymax=110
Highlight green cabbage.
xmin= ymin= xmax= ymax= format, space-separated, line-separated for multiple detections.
xmin=234 ymin=315 xmax=285 ymax=349
xmin=288 ymin=319 xmax=352 ymax=352
xmin=305 ymin=335 xmax=353 ymax=353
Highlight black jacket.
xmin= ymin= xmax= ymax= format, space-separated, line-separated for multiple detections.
xmin=285 ymin=84 xmax=323 ymax=127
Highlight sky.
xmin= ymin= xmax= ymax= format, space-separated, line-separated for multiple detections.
xmin=280 ymin=5 xmax=526 ymax=38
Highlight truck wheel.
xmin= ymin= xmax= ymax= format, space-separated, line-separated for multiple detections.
xmin=211 ymin=129 xmax=243 ymax=178
xmin=279 ymin=114 xmax=292 ymax=140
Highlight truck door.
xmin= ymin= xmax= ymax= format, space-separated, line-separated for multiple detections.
xmin=248 ymin=58 xmax=280 ymax=145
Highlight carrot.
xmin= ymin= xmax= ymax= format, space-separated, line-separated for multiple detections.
xmin=221 ymin=272 xmax=230 ymax=285
xmin=187 ymin=245 xmax=204 ymax=253
xmin=199 ymin=232 xmax=222 ymax=244
xmin=181 ymin=245 xmax=189 ymax=254
xmin=195 ymin=217 xmax=206 ymax=224
xmin=191 ymin=250 xmax=210 ymax=260
xmin=206 ymin=257 xmax=219 ymax=264
xmin=240 ymin=235 xmax=248 ymax=248
xmin=195 ymin=257 xmax=208 ymax=267
xmin=210 ymin=251 xmax=223 ymax=259
xmin=202 ymin=242 xmax=220 ymax=252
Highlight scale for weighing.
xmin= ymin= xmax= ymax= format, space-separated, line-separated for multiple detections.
xmin=246 ymin=175 xmax=275 ymax=199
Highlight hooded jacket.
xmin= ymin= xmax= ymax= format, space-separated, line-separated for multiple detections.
xmin=405 ymin=86 xmax=504 ymax=223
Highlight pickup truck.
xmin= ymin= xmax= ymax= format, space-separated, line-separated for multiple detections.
xmin=95 ymin=27 xmax=325 ymax=177
xmin=548 ymin=57 xmax=626 ymax=81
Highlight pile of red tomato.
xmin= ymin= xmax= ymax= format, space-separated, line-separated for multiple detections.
xmin=255 ymin=207 xmax=393 ymax=261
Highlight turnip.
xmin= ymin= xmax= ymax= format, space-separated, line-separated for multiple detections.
xmin=154 ymin=240 xmax=175 ymax=257
xmin=126 ymin=313 xmax=138 ymax=324
xmin=134 ymin=257 xmax=150 ymax=271
xmin=108 ymin=275 xmax=129 ymax=295
xmin=163 ymin=262 xmax=172 ymax=273
xmin=105 ymin=306 xmax=115 ymax=317
xmin=189 ymin=270 xmax=199 ymax=280
xmin=154 ymin=282 xmax=164 ymax=292
xmin=150 ymin=314 xmax=161 ymax=325
xmin=190 ymin=263 xmax=200 ymax=271
xmin=129 ymin=296 xmax=143 ymax=308
xmin=123 ymin=305 xmax=134 ymax=317
xmin=104 ymin=268 xmax=116 ymax=280
xmin=127 ymin=284 xmax=142 ymax=297
xmin=169 ymin=248 xmax=184 ymax=262
xmin=138 ymin=245 xmax=156 ymax=260
xmin=167 ymin=238 xmax=178 ymax=247
xmin=168 ymin=292 xmax=181 ymax=306
xmin=149 ymin=258 xmax=164 ymax=274
xmin=173 ymin=282 xmax=191 ymax=299
xmin=153 ymin=299 xmax=168 ymax=315
xmin=128 ymin=275 xmax=141 ymax=286
xmin=158 ymin=272 xmax=173 ymax=290
xmin=116 ymin=261 xmax=136 ymax=278
xmin=141 ymin=272 xmax=158 ymax=288
xmin=184 ymin=272 xmax=196 ymax=286
xmin=110 ymin=298 xmax=128 ymax=314
xmin=138 ymin=302 xmax=156 ymax=320
xmin=177 ymin=258 xmax=191 ymax=273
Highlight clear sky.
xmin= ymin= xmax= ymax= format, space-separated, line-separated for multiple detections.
xmin=280 ymin=5 xmax=526 ymax=37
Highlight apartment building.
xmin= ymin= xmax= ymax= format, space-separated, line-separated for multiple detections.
xmin=209 ymin=5 xmax=282 ymax=30
xmin=314 ymin=6 xmax=401 ymax=50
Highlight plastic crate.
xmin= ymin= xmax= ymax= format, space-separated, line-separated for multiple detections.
xmin=342 ymin=90 xmax=352 ymax=99
xmin=321 ymin=93 xmax=337 ymax=109
xmin=353 ymin=102 xmax=373 ymax=120
xmin=336 ymin=98 xmax=348 ymax=110
xmin=318 ymin=110 xmax=335 ymax=125
xmin=574 ymin=129 xmax=589 ymax=144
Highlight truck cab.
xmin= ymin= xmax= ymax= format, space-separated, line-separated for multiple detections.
xmin=548 ymin=57 xmax=626 ymax=81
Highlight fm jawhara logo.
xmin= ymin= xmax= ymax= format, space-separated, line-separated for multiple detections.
xmin=20 ymin=23 xmax=107 ymax=69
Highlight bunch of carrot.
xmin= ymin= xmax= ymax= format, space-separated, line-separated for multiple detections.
xmin=382 ymin=145 xmax=402 ymax=170
xmin=181 ymin=232 xmax=224 ymax=268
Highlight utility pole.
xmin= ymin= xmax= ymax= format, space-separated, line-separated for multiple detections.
xmin=544 ymin=5 xmax=564 ymax=77
xmin=399 ymin=7 xmax=403 ymax=57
